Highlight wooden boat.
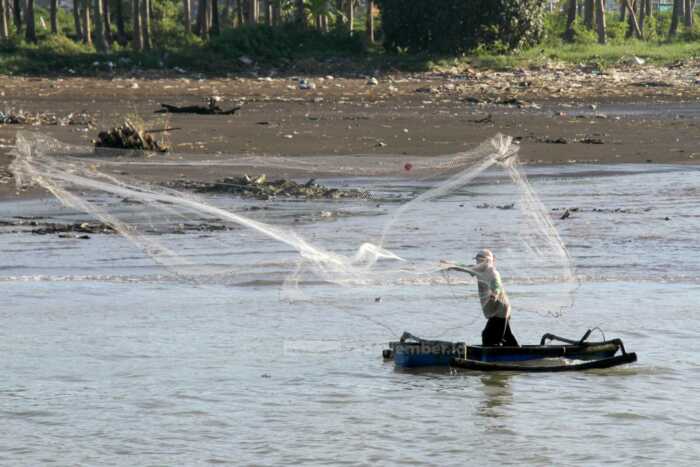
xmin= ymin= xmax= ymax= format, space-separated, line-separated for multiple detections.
xmin=384 ymin=330 xmax=637 ymax=371
xmin=384 ymin=334 xmax=466 ymax=368
xmin=450 ymin=353 xmax=637 ymax=372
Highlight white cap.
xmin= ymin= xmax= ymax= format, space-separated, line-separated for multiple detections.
xmin=475 ymin=249 xmax=494 ymax=262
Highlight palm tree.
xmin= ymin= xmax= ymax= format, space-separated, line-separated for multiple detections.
xmin=271 ymin=0 xmax=280 ymax=25
xmin=13 ymin=0 xmax=21 ymax=33
xmin=345 ymin=0 xmax=353 ymax=32
xmin=564 ymin=0 xmax=577 ymax=41
xmin=584 ymin=0 xmax=594 ymax=29
xmin=307 ymin=0 xmax=332 ymax=31
xmin=93 ymin=0 xmax=108 ymax=51
xmin=50 ymin=0 xmax=59 ymax=33
xmin=295 ymin=0 xmax=305 ymax=26
xmin=141 ymin=0 xmax=152 ymax=49
xmin=183 ymin=0 xmax=191 ymax=33
xmin=670 ymin=0 xmax=681 ymax=36
xmin=74 ymin=0 xmax=83 ymax=40
xmin=684 ymin=0 xmax=695 ymax=28
xmin=197 ymin=0 xmax=210 ymax=36
xmin=103 ymin=0 xmax=112 ymax=43
xmin=25 ymin=0 xmax=37 ymax=42
xmin=366 ymin=0 xmax=374 ymax=43
xmin=0 ymin=0 xmax=9 ymax=39
xmin=247 ymin=0 xmax=258 ymax=24
xmin=596 ymin=0 xmax=606 ymax=44
xmin=115 ymin=0 xmax=126 ymax=44
xmin=132 ymin=0 xmax=143 ymax=50
xmin=82 ymin=0 xmax=93 ymax=46
xmin=211 ymin=0 xmax=220 ymax=34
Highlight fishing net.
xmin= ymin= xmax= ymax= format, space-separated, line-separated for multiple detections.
xmin=10 ymin=131 xmax=576 ymax=320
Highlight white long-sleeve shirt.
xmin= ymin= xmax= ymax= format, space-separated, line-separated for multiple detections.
xmin=458 ymin=260 xmax=511 ymax=319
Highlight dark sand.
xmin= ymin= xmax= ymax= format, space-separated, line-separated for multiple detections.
xmin=1 ymin=73 xmax=699 ymax=200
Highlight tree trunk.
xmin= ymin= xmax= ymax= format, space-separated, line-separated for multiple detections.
xmin=619 ymin=0 xmax=626 ymax=21
xmin=624 ymin=0 xmax=642 ymax=38
xmin=205 ymin=0 xmax=212 ymax=32
xmin=93 ymin=0 xmax=107 ymax=51
xmin=49 ymin=0 xmax=58 ymax=33
xmin=626 ymin=0 xmax=637 ymax=38
xmin=211 ymin=0 xmax=219 ymax=34
xmin=82 ymin=0 xmax=92 ymax=46
xmin=584 ymin=0 xmax=594 ymax=29
xmin=12 ymin=0 xmax=21 ymax=33
xmin=115 ymin=0 xmax=126 ymax=43
xmin=183 ymin=0 xmax=191 ymax=33
xmin=596 ymin=0 xmax=606 ymax=44
xmin=222 ymin=0 xmax=229 ymax=23
xmin=247 ymin=0 xmax=257 ymax=24
xmin=141 ymin=0 xmax=151 ymax=49
xmin=345 ymin=0 xmax=353 ymax=32
xmin=73 ymin=0 xmax=83 ymax=40
xmin=295 ymin=0 xmax=304 ymax=26
xmin=270 ymin=0 xmax=279 ymax=26
xmin=0 ymin=0 xmax=8 ymax=39
xmin=236 ymin=0 xmax=243 ymax=26
xmin=684 ymin=0 xmax=694 ymax=27
xmin=196 ymin=0 xmax=207 ymax=36
xmin=103 ymin=0 xmax=112 ymax=43
xmin=24 ymin=0 xmax=36 ymax=42
xmin=366 ymin=0 xmax=374 ymax=43
xmin=670 ymin=0 xmax=681 ymax=36
xmin=564 ymin=0 xmax=577 ymax=41
xmin=132 ymin=0 xmax=142 ymax=50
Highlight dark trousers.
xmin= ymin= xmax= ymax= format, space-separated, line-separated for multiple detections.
xmin=482 ymin=317 xmax=519 ymax=347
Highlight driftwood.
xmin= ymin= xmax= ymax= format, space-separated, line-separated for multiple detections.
xmin=156 ymin=103 xmax=241 ymax=115
xmin=95 ymin=119 xmax=169 ymax=152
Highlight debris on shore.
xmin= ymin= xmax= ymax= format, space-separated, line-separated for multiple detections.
xmin=476 ymin=202 xmax=515 ymax=210
xmin=553 ymin=206 xmax=653 ymax=219
xmin=0 ymin=217 xmax=230 ymax=237
xmin=156 ymin=96 xmax=241 ymax=115
xmin=30 ymin=221 xmax=116 ymax=235
xmin=165 ymin=174 xmax=368 ymax=200
xmin=94 ymin=119 xmax=169 ymax=152
xmin=0 ymin=109 xmax=94 ymax=127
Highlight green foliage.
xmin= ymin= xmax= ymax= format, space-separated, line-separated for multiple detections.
xmin=36 ymin=34 xmax=94 ymax=55
xmin=208 ymin=24 xmax=365 ymax=61
xmin=568 ymin=18 xmax=598 ymax=45
xmin=602 ymin=13 xmax=627 ymax=44
xmin=376 ymin=0 xmax=547 ymax=53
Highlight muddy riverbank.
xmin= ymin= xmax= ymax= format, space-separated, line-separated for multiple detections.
xmin=1 ymin=69 xmax=699 ymax=200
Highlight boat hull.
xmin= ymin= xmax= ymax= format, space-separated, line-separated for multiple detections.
xmin=385 ymin=332 xmax=636 ymax=371
xmin=451 ymin=353 xmax=638 ymax=372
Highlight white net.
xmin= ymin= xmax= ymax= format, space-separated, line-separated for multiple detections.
xmin=10 ymin=131 xmax=576 ymax=319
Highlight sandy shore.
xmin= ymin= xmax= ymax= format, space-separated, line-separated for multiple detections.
xmin=2 ymin=68 xmax=699 ymax=200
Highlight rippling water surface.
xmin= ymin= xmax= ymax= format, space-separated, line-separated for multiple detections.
xmin=1 ymin=164 xmax=700 ymax=466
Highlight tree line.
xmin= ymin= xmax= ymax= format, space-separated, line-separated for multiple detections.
xmin=0 ymin=0 xmax=376 ymax=49
xmin=0 ymin=0 xmax=697 ymax=54
xmin=565 ymin=0 xmax=696 ymax=44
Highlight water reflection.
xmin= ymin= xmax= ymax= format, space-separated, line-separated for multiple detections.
xmin=476 ymin=373 xmax=513 ymax=419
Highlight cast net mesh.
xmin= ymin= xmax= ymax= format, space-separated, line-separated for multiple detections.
xmin=10 ymin=131 xmax=576 ymax=320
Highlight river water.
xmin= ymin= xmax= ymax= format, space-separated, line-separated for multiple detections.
xmin=1 ymin=164 xmax=699 ymax=466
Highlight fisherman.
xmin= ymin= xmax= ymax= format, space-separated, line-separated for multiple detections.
xmin=440 ymin=249 xmax=519 ymax=347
